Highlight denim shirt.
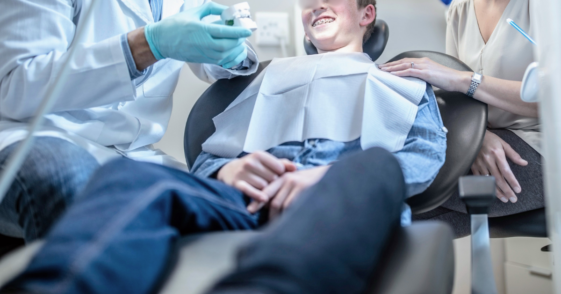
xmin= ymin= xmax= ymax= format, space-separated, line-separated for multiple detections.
xmin=191 ymin=85 xmax=447 ymax=223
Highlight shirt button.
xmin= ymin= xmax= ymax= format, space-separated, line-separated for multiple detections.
xmin=309 ymin=139 xmax=316 ymax=147
xmin=442 ymin=127 xmax=448 ymax=133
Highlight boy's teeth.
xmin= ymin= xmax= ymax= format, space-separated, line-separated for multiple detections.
xmin=313 ymin=18 xmax=334 ymax=27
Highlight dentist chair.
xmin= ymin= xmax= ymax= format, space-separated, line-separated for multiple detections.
xmin=179 ymin=19 xmax=482 ymax=294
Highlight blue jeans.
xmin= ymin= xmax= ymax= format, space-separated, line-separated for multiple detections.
xmin=0 ymin=137 xmax=99 ymax=241
xmin=3 ymin=148 xmax=406 ymax=294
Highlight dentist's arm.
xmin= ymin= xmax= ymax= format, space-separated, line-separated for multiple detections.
xmin=0 ymin=0 xmax=137 ymax=120
xmin=141 ymin=2 xmax=252 ymax=70
xmin=188 ymin=42 xmax=259 ymax=84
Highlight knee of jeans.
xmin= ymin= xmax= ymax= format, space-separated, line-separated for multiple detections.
xmin=361 ymin=147 xmax=406 ymax=201
xmin=3 ymin=137 xmax=100 ymax=207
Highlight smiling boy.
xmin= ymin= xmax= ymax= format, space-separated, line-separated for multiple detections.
xmin=2 ymin=1 xmax=447 ymax=294
xmin=192 ymin=0 xmax=446 ymax=218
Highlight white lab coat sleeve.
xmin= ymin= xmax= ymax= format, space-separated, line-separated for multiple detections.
xmin=187 ymin=40 xmax=259 ymax=84
xmin=0 ymin=0 xmax=135 ymax=120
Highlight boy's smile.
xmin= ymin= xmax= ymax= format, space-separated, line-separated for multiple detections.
xmin=312 ymin=16 xmax=336 ymax=28
xmin=301 ymin=0 xmax=376 ymax=54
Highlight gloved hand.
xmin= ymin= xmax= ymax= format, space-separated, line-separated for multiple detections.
xmin=144 ymin=2 xmax=252 ymax=68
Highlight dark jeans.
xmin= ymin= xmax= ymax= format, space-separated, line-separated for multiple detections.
xmin=3 ymin=147 xmax=406 ymax=294
xmin=0 ymin=137 xmax=100 ymax=241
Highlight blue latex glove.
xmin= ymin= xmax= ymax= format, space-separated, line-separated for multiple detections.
xmin=144 ymin=2 xmax=252 ymax=69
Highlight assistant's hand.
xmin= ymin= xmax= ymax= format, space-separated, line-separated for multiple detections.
xmin=247 ymin=166 xmax=330 ymax=220
xmin=144 ymin=2 xmax=252 ymax=68
xmin=380 ymin=58 xmax=472 ymax=93
xmin=218 ymin=151 xmax=297 ymax=203
xmin=471 ymin=131 xmax=528 ymax=203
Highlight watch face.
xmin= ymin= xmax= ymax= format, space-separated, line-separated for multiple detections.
xmin=474 ymin=73 xmax=483 ymax=82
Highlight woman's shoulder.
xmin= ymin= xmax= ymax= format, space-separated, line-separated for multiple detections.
xmin=447 ymin=0 xmax=471 ymax=23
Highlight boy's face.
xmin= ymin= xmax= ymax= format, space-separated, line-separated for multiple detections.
xmin=300 ymin=0 xmax=375 ymax=53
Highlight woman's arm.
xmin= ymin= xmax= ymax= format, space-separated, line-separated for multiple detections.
xmin=380 ymin=59 xmax=539 ymax=118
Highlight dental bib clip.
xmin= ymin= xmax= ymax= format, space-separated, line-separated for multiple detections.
xmin=221 ymin=2 xmax=257 ymax=32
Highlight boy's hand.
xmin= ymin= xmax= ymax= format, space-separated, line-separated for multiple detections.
xmin=218 ymin=151 xmax=297 ymax=202
xmin=247 ymin=166 xmax=330 ymax=219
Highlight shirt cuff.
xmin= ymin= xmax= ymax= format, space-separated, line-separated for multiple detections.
xmin=230 ymin=56 xmax=253 ymax=71
xmin=120 ymin=33 xmax=148 ymax=80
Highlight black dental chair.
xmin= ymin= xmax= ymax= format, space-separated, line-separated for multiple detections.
xmin=178 ymin=20 xmax=481 ymax=294
xmin=180 ymin=19 xmax=546 ymax=293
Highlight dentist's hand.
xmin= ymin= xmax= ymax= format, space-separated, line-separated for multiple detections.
xmin=218 ymin=151 xmax=297 ymax=203
xmin=144 ymin=2 xmax=252 ymax=68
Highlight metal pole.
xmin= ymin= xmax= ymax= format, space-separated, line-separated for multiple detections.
xmin=0 ymin=0 xmax=100 ymax=204
xmin=531 ymin=0 xmax=561 ymax=293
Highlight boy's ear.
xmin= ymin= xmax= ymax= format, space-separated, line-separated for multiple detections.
xmin=359 ymin=4 xmax=376 ymax=27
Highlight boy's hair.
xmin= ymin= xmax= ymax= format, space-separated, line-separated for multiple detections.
xmin=357 ymin=0 xmax=377 ymax=42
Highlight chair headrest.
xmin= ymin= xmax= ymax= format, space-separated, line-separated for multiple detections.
xmin=303 ymin=19 xmax=389 ymax=61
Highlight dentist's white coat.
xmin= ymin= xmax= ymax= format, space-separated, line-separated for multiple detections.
xmin=0 ymin=0 xmax=257 ymax=169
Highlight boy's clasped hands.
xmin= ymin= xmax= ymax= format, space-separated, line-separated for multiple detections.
xmin=217 ymin=151 xmax=330 ymax=219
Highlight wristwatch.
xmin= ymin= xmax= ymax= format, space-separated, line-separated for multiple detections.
xmin=466 ymin=72 xmax=483 ymax=97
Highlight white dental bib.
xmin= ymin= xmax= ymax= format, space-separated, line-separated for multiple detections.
xmin=202 ymin=52 xmax=427 ymax=158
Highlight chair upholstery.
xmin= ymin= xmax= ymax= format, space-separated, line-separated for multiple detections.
xmin=0 ymin=222 xmax=455 ymax=294
xmin=160 ymin=222 xmax=454 ymax=294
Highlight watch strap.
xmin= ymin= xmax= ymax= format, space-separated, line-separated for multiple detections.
xmin=467 ymin=72 xmax=482 ymax=97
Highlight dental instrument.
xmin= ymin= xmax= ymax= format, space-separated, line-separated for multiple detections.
xmin=506 ymin=18 xmax=537 ymax=45
xmin=221 ymin=2 xmax=258 ymax=32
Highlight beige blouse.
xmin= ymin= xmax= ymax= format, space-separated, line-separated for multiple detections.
xmin=446 ymin=0 xmax=541 ymax=154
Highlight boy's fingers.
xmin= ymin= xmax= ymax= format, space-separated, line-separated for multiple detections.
xmin=263 ymin=177 xmax=285 ymax=198
xmin=246 ymin=163 xmax=278 ymax=183
xmin=247 ymin=200 xmax=266 ymax=213
xmin=283 ymin=186 xmax=304 ymax=209
xmin=255 ymin=152 xmax=286 ymax=175
xmin=234 ymin=180 xmax=268 ymax=202
xmin=243 ymin=174 xmax=268 ymax=190
xmin=269 ymin=183 xmax=292 ymax=220
xmin=280 ymin=159 xmax=297 ymax=172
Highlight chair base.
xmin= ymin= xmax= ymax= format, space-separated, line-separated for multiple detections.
xmin=489 ymin=208 xmax=547 ymax=238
